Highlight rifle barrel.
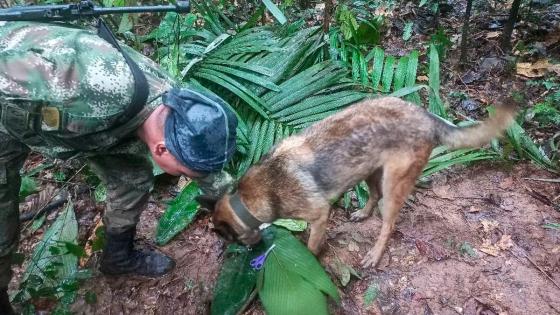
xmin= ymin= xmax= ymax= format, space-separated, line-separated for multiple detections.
xmin=92 ymin=4 xmax=188 ymax=15
xmin=0 ymin=1 xmax=190 ymax=21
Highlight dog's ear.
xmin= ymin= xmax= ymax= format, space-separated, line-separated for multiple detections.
xmin=195 ymin=195 xmax=219 ymax=211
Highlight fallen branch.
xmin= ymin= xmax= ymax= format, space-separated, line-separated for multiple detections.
xmin=523 ymin=177 xmax=560 ymax=183
xmin=508 ymin=246 xmax=560 ymax=292
xmin=19 ymin=192 xmax=68 ymax=222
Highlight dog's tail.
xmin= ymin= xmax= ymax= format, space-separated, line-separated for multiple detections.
xmin=433 ymin=102 xmax=517 ymax=149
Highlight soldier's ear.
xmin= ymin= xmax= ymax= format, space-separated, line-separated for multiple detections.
xmin=195 ymin=195 xmax=218 ymax=211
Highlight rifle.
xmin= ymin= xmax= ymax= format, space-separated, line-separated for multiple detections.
xmin=0 ymin=0 xmax=190 ymax=22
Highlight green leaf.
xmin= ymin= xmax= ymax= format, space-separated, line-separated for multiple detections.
xmin=388 ymin=85 xmax=428 ymax=98
xmin=363 ymin=282 xmax=380 ymax=306
xmin=155 ymin=181 xmax=201 ymax=245
xmin=404 ymin=50 xmax=421 ymax=104
xmin=393 ymin=56 xmax=409 ymax=91
xmin=504 ymin=118 xmax=557 ymax=171
xmin=422 ymin=147 xmax=498 ymax=178
xmin=260 ymin=256 xmax=329 ymax=315
xmin=150 ymin=155 xmax=165 ymax=176
xmin=543 ymin=223 xmax=560 ymax=230
xmin=359 ymin=52 xmax=369 ymax=86
xmin=273 ymin=219 xmax=308 ymax=232
xmin=352 ymin=49 xmax=360 ymax=83
xmin=428 ymin=44 xmax=446 ymax=118
xmin=381 ymin=55 xmax=395 ymax=93
xmin=22 ymin=202 xmax=78 ymax=297
xmin=403 ymin=21 xmax=414 ymax=41
xmin=262 ymin=227 xmax=340 ymax=302
xmin=85 ymin=291 xmax=97 ymax=305
xmin=63 ymin=242 xmax=86 ymax=258
xmin=211 ymin=244 xmax=260 ymax=315
xmin=94 ymin=183 xmax=107 ymax=203
xmin=355 ymin=182 xmax=369 ymax=208
xmin=117 ymin=13 xmax=133 ymax=34
xmin=30 ymin=214 xmax=46 ymax=233
xmin=54 ymin=171 xmax=66 ymax=182
xmin=91 ymin=226 xmax=105 ymax=252
xmin=19 ymin=175 xmax=37 ymax=201
xmin=261 ymin=0 xmax=287 ymax=24
xmin=371 ymin=47 xmax=385 ymax=90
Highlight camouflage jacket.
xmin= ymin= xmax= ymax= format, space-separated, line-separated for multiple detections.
xmin=0 ymin=21 xmax=176 ymax=159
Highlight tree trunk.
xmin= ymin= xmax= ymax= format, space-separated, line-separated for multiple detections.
xmin=459 ymin=0 xmax=473 ymax=68
xmin=501 ymin=0 xmax=522 ymax=52
xmin=299 ymin=0 xmax=310 ymax=10
xmin=323 ymin=0 xmax=333 ymax=33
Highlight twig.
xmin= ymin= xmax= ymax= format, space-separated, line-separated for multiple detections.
xmin=22 ymin=164 xmax=86 ymax=231
xmin=19 ymin=196 xmax=67 ymax=222
xmin=508 ymin=248 xmax=560 ymax=291
xmin=235 ymin=288 xmax=258 ymax=315
xmin=523 ymin=177 xmax=560 ymax=183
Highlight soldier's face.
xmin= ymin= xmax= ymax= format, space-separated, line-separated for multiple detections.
xmin=152 ymin=142 xmax=202 ymax=178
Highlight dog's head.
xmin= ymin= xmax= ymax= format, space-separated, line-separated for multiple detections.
xmin=212 ymin=194 xmax=262 ymax=246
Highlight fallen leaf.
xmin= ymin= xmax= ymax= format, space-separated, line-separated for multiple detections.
xmin=468 ymin=206 xmax=481 ymax=213
xmin=331 ymin=259 xmax=360 ymax=287
xmin=516 ymin=59 xmax=552 ymax=78
xmin=348 ymin=241 xmax=360 ymax=252
xmin=497 ymin=234 xmax=513 ymax=250
xmin=550 ymin=64 xmax=560 ymax=76
xmin=479 ymin=240 xmax=500 ymax=257
xmin=80 ymin=216 xmax=103 ymax=267
xmin=486 ymin=31 xmax=500 ymax=39
xmin=481 ymin=219 xmax=499 ymax=233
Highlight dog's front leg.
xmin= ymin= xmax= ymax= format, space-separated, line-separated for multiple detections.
xmin=350 ymin=169 xmax=383 ymax=222
xmin=307 ymin=210 xmax=330 ymax=255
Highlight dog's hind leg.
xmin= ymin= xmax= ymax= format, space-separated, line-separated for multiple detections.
xmin=350 ymin=168 xmax=383 ymax=222
xmin=361 ymin=154 xmax=427 ymax=268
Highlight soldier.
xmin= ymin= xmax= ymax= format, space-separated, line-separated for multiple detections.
xmin=0 ymin=21 xmax=237 ymax=314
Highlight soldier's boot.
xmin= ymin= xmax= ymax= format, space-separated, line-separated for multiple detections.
xmin=99 ymin=227 xmax=175 ymax=277
xmin=0 ymin=287 xmax=14 ymax=315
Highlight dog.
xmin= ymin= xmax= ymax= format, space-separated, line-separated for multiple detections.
xmin=211 ymin=96 xmax=516 ymax=268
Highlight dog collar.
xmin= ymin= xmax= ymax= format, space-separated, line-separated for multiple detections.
xmin=229 ymin=191 xmax=262 ymax=229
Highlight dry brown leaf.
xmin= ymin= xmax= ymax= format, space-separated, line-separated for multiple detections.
xmin=468 ymin=206 xmax=481 ymax=213
xmin=550 ymin=64 xmax=560 ymax=76
xmin=80 ymin=216 xmax=103 ymax=267
xmin=497 ymin=234 xmax=513 ymax=250
xmin=480 ymin=240 xmax=500 ymax=256
xmin=486 ymin=31 xmax=500 ymax=39
xmin=481 ymin=219 xmax=499 ymax=233
xmin=348 ymin=240 xmax=360 ymax=252
xmin=516 ymin=59 xmax=551 ymax=78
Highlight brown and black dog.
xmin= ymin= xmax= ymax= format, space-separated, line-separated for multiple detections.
xmin=212 ymin=97 xmax=516 ymax=268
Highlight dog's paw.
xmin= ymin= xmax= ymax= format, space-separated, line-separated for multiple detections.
xmin=350 ymin=210 xmax=370 ymax=222
xmin=361 ymin=251 xmax=381 ymax=268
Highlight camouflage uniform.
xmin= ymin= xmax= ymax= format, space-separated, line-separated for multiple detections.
xmin=0 ymin=21 xmax=231 ymax=288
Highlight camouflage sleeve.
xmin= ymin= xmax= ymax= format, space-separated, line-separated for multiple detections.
xmin=194 ymin=170 xmax=235 ymax=200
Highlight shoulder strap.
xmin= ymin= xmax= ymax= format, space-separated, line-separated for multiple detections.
xmin=96 ymin=19 xmax=149 ymax=125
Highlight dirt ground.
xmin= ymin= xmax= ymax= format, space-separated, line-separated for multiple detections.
xmin=6 ymin=1 xmax=560 ymax=314
xmin=16 ymin=161 xmax=550 ymax=315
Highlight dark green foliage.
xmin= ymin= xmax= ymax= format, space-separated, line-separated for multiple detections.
xmin=155 ymin=181 xmax=201 ymax=245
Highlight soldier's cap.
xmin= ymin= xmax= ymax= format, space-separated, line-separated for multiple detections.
xmin=163 ymin=87 xmax=237 ymax=174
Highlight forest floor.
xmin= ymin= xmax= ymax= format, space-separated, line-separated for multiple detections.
xmin=7 ymin=0 xmax=560 ymax=314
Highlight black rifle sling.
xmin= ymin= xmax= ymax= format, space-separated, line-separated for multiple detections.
xmin=96 ymin=19 xmax=149 ymax=125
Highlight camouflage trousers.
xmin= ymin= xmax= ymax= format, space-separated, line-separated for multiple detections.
xmin=0 ymin=131 xmax=154 ymax=288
